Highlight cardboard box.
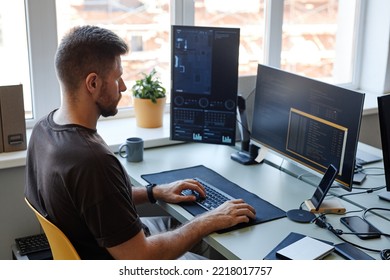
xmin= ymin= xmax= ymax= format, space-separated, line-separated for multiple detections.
xmin=0 ymin=85 xmax=27 ymax=152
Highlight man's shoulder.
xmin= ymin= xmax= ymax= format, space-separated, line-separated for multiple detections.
xmin=31 ymin=110 xmax=56 ymax=132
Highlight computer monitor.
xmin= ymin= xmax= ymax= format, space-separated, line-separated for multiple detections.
xmin=377 ymin=95 xmax=390 ymax=193
xmin=251 ymin=64 xmax=365 ymax=191
xmin=170 ymin=25 xmax=240 ymax=145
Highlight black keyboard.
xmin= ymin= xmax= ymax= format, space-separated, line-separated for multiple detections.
xmin=15 ymin=233 xmax=50 ymax=255
xmin=181 ymin=177 xmax=234 ymax=211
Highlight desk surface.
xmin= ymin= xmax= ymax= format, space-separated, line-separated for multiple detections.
xmin=117 ymin=142 xmax=390 ymax=260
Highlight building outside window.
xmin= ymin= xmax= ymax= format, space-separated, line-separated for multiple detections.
xmin=281 ymin=0 xmax=358 ymax=85
xmin=3 ymin=0 xmax=387 ymax=124
xmin=194 ymin=0 xmax=264 ymax=77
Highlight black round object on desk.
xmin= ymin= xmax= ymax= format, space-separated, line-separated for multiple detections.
xmin=286 ymin=209 xmax=316 ymax=223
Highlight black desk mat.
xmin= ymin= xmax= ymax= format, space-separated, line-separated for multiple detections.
xmin=141 ymin=165 xmax=286 ymax=233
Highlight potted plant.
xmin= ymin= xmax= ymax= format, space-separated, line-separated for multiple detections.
xmin=131 ymin=69 xmax=167 ymax=128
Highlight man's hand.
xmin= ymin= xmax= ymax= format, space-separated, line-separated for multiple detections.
xmin=153 ymin=179 xmax=256 ymax=233
xmin=153 ymin=179 xmax=206 ymax=204
xmin=199 ymin=199 xmax=257 ymax=233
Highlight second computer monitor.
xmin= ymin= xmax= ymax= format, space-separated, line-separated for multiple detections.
xmin=251 ymin=64 xmax=365 ymax=191
xmin=377 ymin=94 xmax=390 ymax=192
xmin=170 ymin=25 xmax=240 ymax=145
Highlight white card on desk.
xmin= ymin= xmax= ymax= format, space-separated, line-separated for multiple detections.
xmin=276 ymin=236 xmax=334 ymax=260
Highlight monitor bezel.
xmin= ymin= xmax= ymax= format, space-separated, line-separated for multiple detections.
xmin=377 ymin=95 xmax=390 ymax=192
xmin=250 ymin=64 xmax=365 ymax=191
xmin=170 ymin=25 xmax=240 ymax=146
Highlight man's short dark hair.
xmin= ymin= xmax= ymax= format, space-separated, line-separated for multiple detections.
xmin=55 ymin=25 xmax=129 ymax=93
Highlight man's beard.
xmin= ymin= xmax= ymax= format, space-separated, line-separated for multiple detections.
xmin=98 ymin=102 xmax=118 ymax=117
xmin=97 ymin=85 xmax=121 ymax=117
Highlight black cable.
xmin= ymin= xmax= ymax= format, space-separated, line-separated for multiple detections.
xmin=360 ymin=167 xmax=385 ymax=176
xmin=336 ymin=231 xmax=383 ymax=236
xmin=361 ymin=207 xmax=390 ymax=237
xmin=381 ymin=249 xmax=390 ymax=260
xmin=326 ymin=223 xmax=382 ymax=253
xmin=336 ymin=186 xmax=385 ymax=199
xmin=352 ymin=185 xmax=386 ymax=191
xmin=235 ymin=117 xmax=251 ymax=137
xmin=362 ymin=207 xmax=390 ymax=219
xmin=311 ymin=213 xmax=388 ymax=254
xmin=343 ymin=209 xmax=364 ymax=215
xmin=311 ymin=214 xmax=382 ymax=253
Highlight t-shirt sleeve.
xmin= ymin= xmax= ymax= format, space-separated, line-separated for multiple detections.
xmin=74 ymin=153 xmax=143 ymax=248
xmin=83 ymin=192 xmax=143 ymax=248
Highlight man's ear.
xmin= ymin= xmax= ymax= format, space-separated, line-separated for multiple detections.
xmin=85 ymin=73 xmax=99 ymax=93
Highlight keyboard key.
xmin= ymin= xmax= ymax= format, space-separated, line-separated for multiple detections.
xmin=181 ymin=177 xmax=234 ymax=211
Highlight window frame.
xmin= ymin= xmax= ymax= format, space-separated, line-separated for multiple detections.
xmin=25 ymin=0 xmax=390 ymax=129
xmin=25 ymin=0 xmax=61 ymax=128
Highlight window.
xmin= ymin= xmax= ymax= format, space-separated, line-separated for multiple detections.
xmin=281 ymin=0 xmax=359 ymax=84
xmin=194 ymin=0 xmax=264 ymax=77
xmin=194 ymin=0 xmax=359 ymax=84
xmin=0 ymin=1 xmax=32 ymax=118
xmin=19 ymin=0 xmax=390 ymax=128
xmin=56 ymin=0 xmax=171 ymax=109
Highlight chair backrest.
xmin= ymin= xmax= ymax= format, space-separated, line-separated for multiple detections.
xmin=25 ymin=198 xmax=81 ymax=260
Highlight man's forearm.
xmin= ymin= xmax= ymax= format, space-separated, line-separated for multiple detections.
xmin=145 ymin=214 xmax=212 ymax=259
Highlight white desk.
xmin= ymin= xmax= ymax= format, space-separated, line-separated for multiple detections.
xmin=117 ymin=142 xmax=390 ymax=260
xmin=328 ymin=143 xmax=390 ymax=221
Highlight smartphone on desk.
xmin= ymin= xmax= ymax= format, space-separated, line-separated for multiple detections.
xmin=310 ymin=164 xmax=338 ymax=210
xmin=340 ymin=216 xmax=381 ymax=240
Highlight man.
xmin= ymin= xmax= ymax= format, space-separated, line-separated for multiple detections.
xmin=25 ymin=25 xmax=256 ymax=260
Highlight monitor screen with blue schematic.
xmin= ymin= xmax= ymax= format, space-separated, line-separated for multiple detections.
xmin=251 ymin=64 xmax=365 ymax=191
xmin=170 ymin=25 xmax=240 ymax=145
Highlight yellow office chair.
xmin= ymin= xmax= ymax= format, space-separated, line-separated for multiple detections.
xmin=25 ymin=198 xmax=81 ymax=260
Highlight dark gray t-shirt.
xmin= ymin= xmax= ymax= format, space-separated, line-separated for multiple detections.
xmin=25 ymin=110 xmax=143 ymax=259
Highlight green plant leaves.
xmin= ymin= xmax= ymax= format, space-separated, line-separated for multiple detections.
xmin=132 ymin=69 xmax=166 ymax=103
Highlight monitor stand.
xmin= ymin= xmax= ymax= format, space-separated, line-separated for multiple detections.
xmin=231 ymin=143 xmax=260 ymax=165
xmin=231 ymin=95 xmax=260 ymax=165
